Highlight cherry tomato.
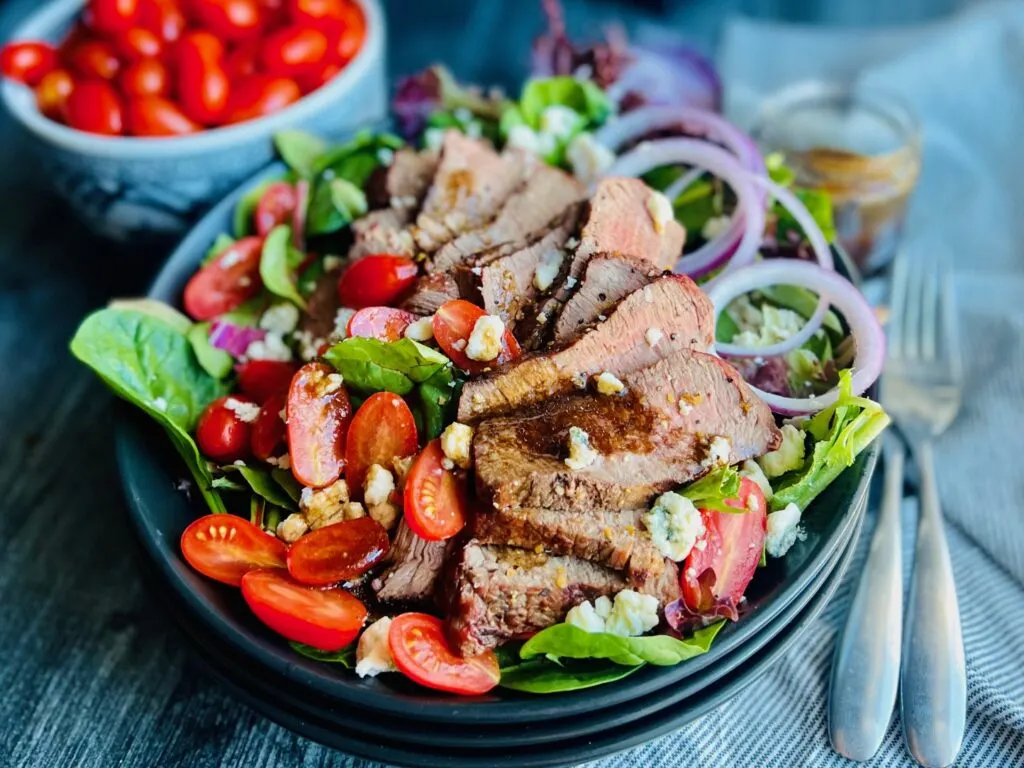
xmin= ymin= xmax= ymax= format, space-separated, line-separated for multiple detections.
xmin=681 ymin=478 xmax=768 ymax=622
xmin=346 ymin=307 xmax=418 ymax=343
xmin=126 ymin=95 xmax=201 ymax=136
xmin=287 ymin=362 xmax=352 ymax=488
xmin=289 ymin=0 xmax=344 ymax=25
xmin=403 ymin=439 xmax=467 ymax=541
xmin=115 ymin=27 xmax=163 ymax=61
xmin=254 ymin=181 xmax=297 ymax=237
xmin=119 ymin=56 xmax=168 ymax=97
xmin=224 ymin=39 xmax=261 ymax=79
xmin=88 ymin=0 xmax=141 ymax=34
xmin=181 ymin=514 xmax=287 ymax=586
xmin=183 ymin=236 xmax=263 ymax=320
xmin=177 ymin=31 xmax=230 ymax=125
xmin=260 ymin=25 xmax=328 ymax=76
xmin=237 ymin=360 xmax=298 ymax=403
xmin=344 ymin=391 xmax=418 ymax=494
xmin=287 ymin=517 xmax=390 ymax=586
xmin=223 ymin=75 xmax=300 ymax=124
xmin=66 ymin=40 xmax=121 ymax=81
xmin=195 ymin=395 xmax=257 ymax=463
xmin=388 ymin=613 xmax=500 ymax=695
xmin=65 ymin=81 xmax=124 ymax=135
xmin=191 ymin=0 xmax=262 ymax=40
xmin=336 ymin=255 xmax=418 ymax=310
xmin=138 ymin=0 xmax=186 ymax=43
xmin=35 ymin=68 xmax=74 ymax=120
xmin=328 ymin=1 xmax=365 ymax=62
xmin=241 ymin=568 xmax=367 ymax=651
xmin=432 ymin=299 xmax=521 ymax=374
xmin=295 ymin=60 xmax=340 ymax=93
xmin=0 ymin=42 xmax=57 ymax=86
xmin=251 ymin=392 xmax=288 ymax=460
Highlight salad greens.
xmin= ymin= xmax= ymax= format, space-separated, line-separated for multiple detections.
xmin=187 ymin=322 xmax=233 ymax=380
xmin=219 ymin=464 xmax=298 ymax=512
xmin=274 ymin=130 xmax=328 ymax=180
xmin=322 ymin=337 xmax=452 ymax=395
xmin=679 ymin=466 xmax=742 ymax=514
xmin=289 ymin=641 xmax=357 ymax=666
xmin=499 ymin=658 xmax=642 ymax=694
xmin=260 ymin=225 xmax=308 ymax=310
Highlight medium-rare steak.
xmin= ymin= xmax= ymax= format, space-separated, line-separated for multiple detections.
xmin=400 ymin=271 xmax=461 ymax=316
xmin=365 ymin=147 xmax=439 ymax=209
xmin=349 ymin=209 xmax=417 ymax=260
xmin=473 ymin=349 xmax=781 ymax=512
xmin=551 ymin=253 xmax=663 ymax=345
xmin=372 ymin=519 xmax=451 ymax=604
xmin=458 ymin=274 xmax=715 ymax=421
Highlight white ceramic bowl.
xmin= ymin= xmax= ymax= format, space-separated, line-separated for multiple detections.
xmin=1 ymin=0 xmax=387 ymax=241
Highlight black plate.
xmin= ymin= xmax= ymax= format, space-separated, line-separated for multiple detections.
xmin=117 ymin=160 xmax=880 ymax=725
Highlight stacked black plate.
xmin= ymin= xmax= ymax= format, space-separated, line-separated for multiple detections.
xmin=115 ymin=163 xmax=880 ymax=767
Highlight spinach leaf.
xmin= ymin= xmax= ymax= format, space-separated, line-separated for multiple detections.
xmin=499 ymin=658 xmax=641 ymax=694
xmin=272 ymin=467 xmax=302 ymax=503
xmin=212 ymin=475 xmax=247 ymax=492
xmin=520 ymin=621 xmax=724 ymax=667
xmin=275 ymin=130 xmax=327 ymax=179
xmin=307 ymin=177 xmax=369 ymax=235
xmin=259 ymin=225 xmax=307 ymax=309
xmin=187 ymin=322 xmax=233 ymax=379
xmin=289 ymin=641 xmax=356 ymax=666
xmin=680 ymin=466 xmax=742 ymax=514
xmin=715 ymin=309 xmax=741 ymax=344
xmin=517 ymin=76 xmax=611 ymax=128
xmin=321 ymin=338 xmax=450 ymax=395
xmin=417 ymin=365 xmax=461 ymax=440
xmin=164 ymin=424 xmax=226 ymax=514
xmin=107 ymin=298 xmax=191 ymax=334
xmin=221 ymin=464 xmax=298 ymax=511
xmin=310 ymin=129 xmax=403 ymax=180
xmin=234 ymin=177 xmax=282 ymax=237
xmin=204 ymin=233 xmax=236 ymax=265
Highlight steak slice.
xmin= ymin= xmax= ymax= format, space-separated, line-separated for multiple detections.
xmin=400 ymin=271 xmax=461 ymax=316
xmin=428 ymin=163 xmax=586 ymax=274
xmin=365 ymin=147 xmax=439 ymax=209
xmin=473 ymin=349 xmax=781 ymax=512
xmin=349 ymin=209 xmax=417 ymax=260
xmin=458 ymin=274 xmax=715 ymax=421
xmin=372 ymin=519 xmax=451 ymax=605
xmin=551 ymin=253 xmax=664 ymax=345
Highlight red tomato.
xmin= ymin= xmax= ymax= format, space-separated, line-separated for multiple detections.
xmin=260 ymin=25 xmax=328 ymax=76
xmin=336 ymin=255 xmax=418 ymax=310
xmin=287 ymin=362 xmax=352 ymax=488
xmin=254 ymin=181 xmax=297 ymax=237
xmin=344 ymin=391 xmax=418 ymax=494
xmin=35 ymin=68 xmax=74 ymax=120
xmin=126 ymin=95 xmax=201 ymax=136
xmin=346 ymin=307 xmax=418 ymax=343
xmin=289 ymin=0 xmax=344 ymax=25
xmin=138 ymin=0 xmax=186 ymax=43
xmin=224 ymin=39 xmax=261 ymax=79
xmin=223 ymin=75 xmax=300 ymax=123
xmin=177 ymin=31 xmax=230 ymax=125
xmin=251 ymin=392 xmax=288 ymax=460
xmin=295 ymin=60 xmax=340 ymax=93
xmin=403 ymin=439 xmax=467 ymax=541
xmin=195 ymin=395 xmax=258 ymax=463
xmin=388 ymin=613 xmax=500 ymax=695
xmin=287 ymin=517 xmax=390 ymax=586
xmin=115 ymin=27 xmax=163 ymax=61
xmin=183 ymin=236 xmax=263 ymax=320
xmin=181 ymin=514 xmax=287 ymax=586
xmin=191 ymin=0 xmax=262 ymax=40
xmin=328 ymin=1 xmax=365 ymax=62
xmin=237 ymin=359 xmax=298 ymax=403
xmin=119 ymin=57 xmax=168 ymax=97
xmin=65 ymin=80 xmax=124 ymax=135
xmin=432 ymin=299 xmax=521 ymax=374
xmin=0 ymin=41 xmax=57 ymax=86
xmin=88 ymin=0 xmax=141 ymax=35
xmin=681 ymin=478 xmax=768 ymax=622
xmin=66 ymin=40 xmax=121 ymax=81
xmin=241 ymin=568 xmax=367 ymax=651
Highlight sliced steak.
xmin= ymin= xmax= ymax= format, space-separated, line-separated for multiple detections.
xmin=473 ymin=348 xmax=781 ymax=512
xmin=372 ymin=519 xmax=451 ymax=605
xmin=551 ymin=253 xmax=664 ymax=345
xmin=297 ymin=266 xmax=344 ymax=340
xmin=349 ymin=209 xmax=417 ymax=260
xmin=400 ymin=271 xmax=461 ymax=316
xmin=458 ymin=275 xmax=714 ymax=421
xmin=428 ymin=163 xmax=586 ymax=274
xmin=365 ymin=147 xmax=439 ymax=209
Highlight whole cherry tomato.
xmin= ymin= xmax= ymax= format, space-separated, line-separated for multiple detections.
xmin=115 ymin=27 xmax=163 ymax=61
xmin=0 ymin=42 xmax=57 ymax=86
xmin=223 ymin=76 xmax=300 ymax=124
xmin=177 ymin=31 xmax=230 ymax=125
xmin=260 ymin=26 xmax=327 ymax=76
xmin=295 ymin=60 xmax=340 ymax=94
xmin=119 ymin=57 xmax=168 ymax=97
xmin=66 ymin=40 xmax=121 ymax=81
xmin=35 ymin=68 xmax=74 ymax=120
xmin=289 ymin=0 xmax=345 ymax=25
xmin=251 ymin=392 xmax=288 ymax=460
xmin=336 ymin=255 xmax=418 ymax=309
xmin=329 ymin=1 xmax=365 ymax=62
xmin=183 ymin=236 xmax=264 ymax=320
xmin=66 ymin=81 xmax=124 ymax=135
xmin=88 ymin=0 xmax=141 ymax=35
xmin=196 ymin=394 xmax=258 ymax=463
xmin=224 ymin=39 xmax=261 ymax=79
xmin=126 ymin=96 xmax=202 ymax=136
xmin=237 ymin=360 xmax=298 ymax=403
xmin=191 ymin=0 xmax=262 ymax=41
xmin=138 ymin=0 xmax=186 ymax=42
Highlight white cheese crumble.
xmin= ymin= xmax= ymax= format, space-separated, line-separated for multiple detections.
xmin=740 ymin=459 xmax=774 ymax=502
xmin=642 ymin=491 xmax=706 ymax=562
xmin=465 ymin=315 xmax=505 ymax=362
xmin=565 ymin=426 xmax=598 ymax=470
xmin=758 ymin=424 xmax=807 ymax=478
xmin=266 ymin=454 xmax=291 ymax=470
xmin=594 ymin=371 xmax=625 ymax=395
xmin=332 ymin=307 xmax=356 ymax=340
xmin=701 ymin=214 xmax=732 ymax=241
xmin=276 ymin=513 xmax=309 ymax=543
xmin=565 ymin=601 xmax=607 ymax=633
xmin=571 ymin=371 xmax=588 ymax=390
xmin=506 ymin=124 xmax=558 ymax=158
xmin=565 ymin=132 xmax=615 ymax=183
xmin=733 ymin=304 xmax=806 ymax=349
xmin=423 ymin=127 xmax=445 ymax=151
xmin=259 ymin=303 xmax=300 ymax=335
xmin=293 ymin=329 xmax=323 ymax=362
xmin=563 ymin=275 xmax=578 ymax=290
xmin=323 ymin=372 xmax=344 ymax=394
xmin=404 ymin=316 xmax=434 ymax=342
xmin=703 ymin=436 xmax=732 ymax=468
xmin=539 ymin=105 xmax=581 ymax=139
xmin=440 ymin=422 xmax=474 ymax=469
xmin=376 ymin=147 xmax=395 ymax=166
xmin=355 ymin=617 xmax=396 ymax=678
xmin=363 ymin=464 xmax=395 ymax=507
xmin=224 ymin=397 xmax=260 ymax=423
xmin=532 ymin=250 xmax=563 ymax=292
xmin=565 ymin=591 xmax=657 ymax=637
xmin=645 ymin=327 xmax=664 ymax=347
xmin=245 ymin=332 xmax=293 ymax=362
xmin=645 ymin=191 xmax=674 ymax=234
xmin=765 ymin=503 xmax=805 ymax=558
xmin=298 ymin=477 xmax=351 ymax=529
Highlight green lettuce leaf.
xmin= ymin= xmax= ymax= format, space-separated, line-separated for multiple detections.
xmin=520 ymin=621 xmax=724 ymax=667
xmin=321 ymin=337 xmax=451 ymax=395
xmin=289 ymin=641 xmax=356 ymax=666
xmin=272 ymin=467 xmax=302 ymax=503
xmin=309 ymin=129 xmax=404 ymax=181
xmin=680 ymin=466 xmax=742 ymax=514
xmin=259 ymin=225 xmax=307 ymax=309
xmin=274 ymin=130 xmax=328 ymax=179
xmin=220 ymin=464 xmax=298 ymax=511
xmin=499 ymin=658 xmax=641 ymax=694
xmin=187 ymin=322 xmax=233 ymax=379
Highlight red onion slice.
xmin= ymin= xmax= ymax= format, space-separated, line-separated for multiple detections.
xmin=209 ymin=321 xmax=266 ymax=359
xmin=706 ymin=260 xmax=885 ymax=415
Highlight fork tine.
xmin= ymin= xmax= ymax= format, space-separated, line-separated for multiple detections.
xmin=938 ymin=254 xmax=964 ymax=382
xmin=921 ymin=257 xmax=939 ymax=361
xmin=904 ymin=257 xmax=923 ymax=361
xmin=888 ymin=252 xmax=909 ymax=360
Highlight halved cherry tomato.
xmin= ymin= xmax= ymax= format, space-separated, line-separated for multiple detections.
xmin=388 ymin=613 xmax=500 ymax=695
xmin=287 ymin=517 xmax=389 ymax=586
xmin=196 ymin=394 xmax=257 ymax=463
xmin=346 ymin=307 xmax=418 ymax=343
xmin=336 ymin=255 xmax=418 ymax=310
xmin=114 ymin=27 xmax=163 ymax=61
xmin=237 ymin=359 xmax=298 ymax=403
xmin=177 ymin=31 xmax=230 ymax=125
xmin=191 ymin=0 xmax=262 ymax=40
xmin=183 ymin=236 xmax=263 ymax=320
xmin=138 ymin=0 xmax=186 ymax=43
xmin=181 ymin=514 xmax=287 ymax=586
xmin=66 ymin=80 xmax=124 ymax=135
xmin=241 ymin=568 xmax=367 ymax=651
xmin=223 ymin=75 xmax=300 ymax=124
xmin=251 ymin=392 xmax=288 ymax=460
xmin=681 ymin=477 xmax=767 ymax=622
xmin=403 ymin=439 xmax=467 ymax=541
xmin=35 ymin=68 xmax=74 ymax=120
xmin=432 ymin=299 xmax=521 ymax=374
xmin=260 ymin=25 xmax=328 ymax=76
xmin=66 ymin=40 xmax=121 ymax=81
xmin=0 ymin=41 xmax=57 ymax=86
xmin=287 ymin=362 xmax=352 ymax=488
xmin=254 ymin=181 xmax=298 ymax=237
xmin=89 ymin=0 xmax=141 ymax=34
xmin=119 ymin=57 xmax=168 ymax=97
xmin=345 ymin=391 xmax=418 ymax=494
xmin=126 ymin=96 xmax=202 ymax=136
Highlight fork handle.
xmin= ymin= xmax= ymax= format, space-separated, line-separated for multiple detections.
xmin=901 ymin=439 xmax=966 ymax=768
xmin=828 ymin=437 xmax=904 ymax=761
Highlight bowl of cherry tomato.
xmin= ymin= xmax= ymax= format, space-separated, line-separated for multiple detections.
xmin=0 ymin=0 xmax=385 ymax=241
